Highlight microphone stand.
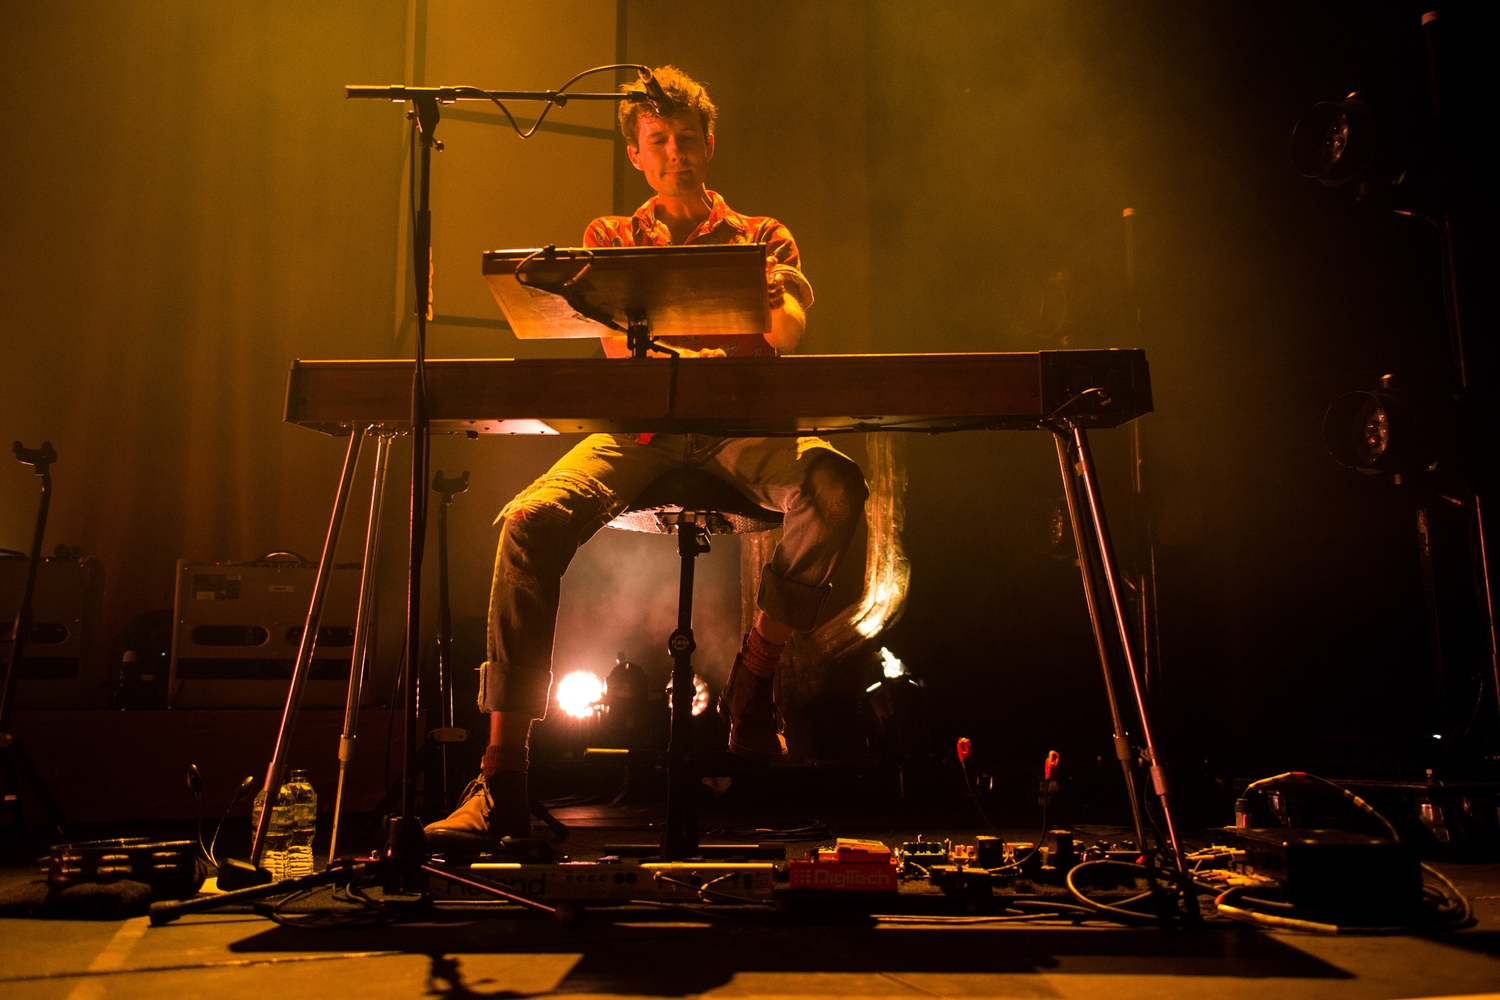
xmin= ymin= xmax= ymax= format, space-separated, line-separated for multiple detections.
xmin=0 ymin=442 xmax=68 ymax=838
xmin=383 ymin=88 xmax=438 ymax=895
xmin=180 ymin=72 xmax=653 ymax=914
xmin=353 ymin=79 xmax=650 ymax=896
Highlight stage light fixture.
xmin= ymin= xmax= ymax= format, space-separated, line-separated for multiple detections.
xmin=599 ymin=655 xmax=655 ymax=747
xmin=880 ymin=646 xmax=908 ymax=679
xmin=1292 ymin=94 xmax=1382 ymax=187
xmin=664 ymin=673 xmax=709 ymax=717
xmin=1322 ymin=378 xmax=1436 ymax=475
xmin=555 ymin=670 xmax=605 ymax=719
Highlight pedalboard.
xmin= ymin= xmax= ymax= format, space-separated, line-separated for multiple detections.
xmin=440 ymin=837 xmax=1092 ymax=904
xmin=49 ymin=838 xmax=202 ymax=899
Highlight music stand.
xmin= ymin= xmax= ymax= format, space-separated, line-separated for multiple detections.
xmin=483 ymin=244 xmax=770 ymax=356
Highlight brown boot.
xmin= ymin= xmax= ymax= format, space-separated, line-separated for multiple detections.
xmin=718 ymin=650 xmax=787 ymax=761
xmin=423 ymin=771 xmax=531 ymax=853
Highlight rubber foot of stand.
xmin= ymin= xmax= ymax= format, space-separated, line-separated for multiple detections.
xmin=661 ymin=838 xmax=700 ymax=863
xmin=216 ymin=858 xmax=274 ymax=891
xmin=149 ymin=899 xmax=182 ymax=926
xmin=553 ymin=901 xmax=585 ymax=927
xmin=383 ymin=815 xmax=429 ymax=895
xmin=530 ymin=800 xmax=570 ymax=842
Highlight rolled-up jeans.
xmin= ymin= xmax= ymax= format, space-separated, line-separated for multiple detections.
xmin=479 ymin=433 xmax=869 ymax=717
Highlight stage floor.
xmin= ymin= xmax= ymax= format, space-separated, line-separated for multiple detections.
xmin=2 ymin=818 xmax=1498 ymax=1000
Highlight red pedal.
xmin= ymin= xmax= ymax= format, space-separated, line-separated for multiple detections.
xmin=787 ymin=838 xmax=898 ymax=892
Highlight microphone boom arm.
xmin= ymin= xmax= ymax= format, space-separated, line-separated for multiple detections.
xmin=346 ymin=84 xmax=650 ymax=105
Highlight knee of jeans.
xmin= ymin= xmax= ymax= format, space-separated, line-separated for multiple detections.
xmin=496 ymin=472 xmax=614 ymax=579
xmin=497 ymin=510 xmax=575 ymax=588
xmin=499 ymin=471 xmax=614 ymax=535
xmin=807 ymin=453 xmax=869 ymax=526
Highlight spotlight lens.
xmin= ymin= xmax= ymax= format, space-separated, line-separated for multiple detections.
xmin=1320 ymin=113 xmax=1350 ymax=172
xmin=556 ymin=670 xmax=605 ymax=719
xmin=1353 ymin=399 xmax=1389 ymax=465
xmin=665 ymin=674 xmax=710 ymax=716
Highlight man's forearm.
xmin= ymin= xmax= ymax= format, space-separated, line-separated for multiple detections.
xmin=597 ymin=295 xmax=804 ymax=357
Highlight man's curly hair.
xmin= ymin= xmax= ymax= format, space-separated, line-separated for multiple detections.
xmin=618 ymin=65 xmax=717 ymax=146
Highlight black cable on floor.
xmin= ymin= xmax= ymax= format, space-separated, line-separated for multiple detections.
xmin=703 ymin=820 xmax=832 ymax=842
xmin=1213 ymin=864 xmax=1474 ymax=935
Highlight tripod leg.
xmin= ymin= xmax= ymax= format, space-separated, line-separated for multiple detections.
xmin=1067 ymin=425 xmax=1193 ymax=894
xmin=4 ymin=743 xmax=66 ymax=839
xmin=663 ymin=522 xmax=705 ymax=860
xmin=151 ymin=860 xmax=371 ymax=925
xmin=1053 ymin=432 xmax=1150 ymax=858
xmin=530 ymin=795 xmax=569 ymax=841
xmin=249 ymin=426 xmax=367 ymax=868
xmin=330 ymin=432 xmax=391 ymax=863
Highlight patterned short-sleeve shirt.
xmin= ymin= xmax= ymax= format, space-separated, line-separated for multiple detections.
xmin=582 ymin=191 xmax=813 ymax=357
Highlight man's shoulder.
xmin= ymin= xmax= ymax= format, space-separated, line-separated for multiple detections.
xmin=720 ymin=206 xmax=801 ymax=264
xmin=715 ymin=200 xmax=790 ymax=242
xmin=737 ymin=214 xmax=791 ymax=239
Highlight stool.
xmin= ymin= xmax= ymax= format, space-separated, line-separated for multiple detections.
xmin=605 ymin=467 xmax=783 ymax=859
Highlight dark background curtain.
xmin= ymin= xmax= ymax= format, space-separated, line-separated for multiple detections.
xmin=3 ymin=1 xmax=1490 ymax=784
xmin=1 ymin=2 xmax=408 ymax=647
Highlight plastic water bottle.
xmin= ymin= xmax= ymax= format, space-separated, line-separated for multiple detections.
xmin=251 ymin=781 xmax=294 ymax=881
xmin=284 ymin=769 xmax=317 ymax=878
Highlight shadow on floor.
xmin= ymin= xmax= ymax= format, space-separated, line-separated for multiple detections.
xmin=230 ymin=915 xmax=1352 ymax=996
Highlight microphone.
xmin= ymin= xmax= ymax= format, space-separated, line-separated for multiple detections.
xmin=637 ymin=68 xmax=675 ymax=118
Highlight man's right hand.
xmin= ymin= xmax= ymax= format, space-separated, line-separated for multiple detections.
xmin=660 ymin=346 xmax=727 ymax=358
xmin=601 ymin=335 xmax=726 ymax=358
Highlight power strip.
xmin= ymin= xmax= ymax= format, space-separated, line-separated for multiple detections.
xmin=451 ymin=861 xmax=780 ymax=902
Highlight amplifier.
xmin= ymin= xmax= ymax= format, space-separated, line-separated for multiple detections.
xmin=168 ymin=559 xmax=371 ymax=709
xmin=0 ymin=555 xmax=107 ymax=709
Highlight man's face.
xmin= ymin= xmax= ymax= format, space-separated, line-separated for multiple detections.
xmin=627 ymin=112 xmax=714 ymax=198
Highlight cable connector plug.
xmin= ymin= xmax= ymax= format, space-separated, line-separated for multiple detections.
xmin=1039 ymin=750 xmax=1061 ymax=807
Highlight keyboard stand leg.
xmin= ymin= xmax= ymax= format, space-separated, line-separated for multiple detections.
xmin=247 ymin=425 xmax=368 ymax=871
xmin=329 ymin=430 xmax=393 ymax=863
xmin=1052 ymin=420 xmax=1197 ymax=922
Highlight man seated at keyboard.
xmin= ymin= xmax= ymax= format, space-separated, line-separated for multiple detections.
xmin=427 ymin=66 xmax=868 ymax=851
